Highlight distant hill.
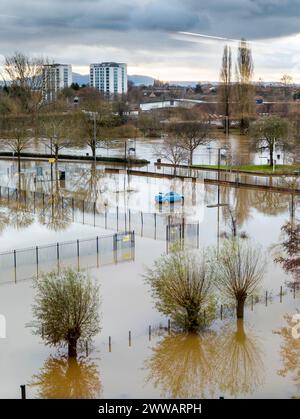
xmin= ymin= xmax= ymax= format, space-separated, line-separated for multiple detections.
xmin=72 ymin=73 xmax=155 ymax=87
xmin=128 ymin=75 xmax=154 ymax=86
xmin=72 ymin=73 xmax=89 ymax=86
xmin=71 ymin=73 xmax=221 ymax=88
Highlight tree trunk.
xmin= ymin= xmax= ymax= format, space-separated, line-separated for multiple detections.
xmin=236 ymin=295 xmax=247 ymax=319
xmin=90 ymin=142 xmax=96 ymax=158
xmin=269 ymin=146 xmax=274 ymax=167
xmin=186 ymin=307 xmax=200 ymax=332
xmin=17 ymin=153 xmax=21 ymax=174
xmin=68 ymin=338 xmax=78 ymax=358
xmin=190 ymin=150 xmax=193 ymax=166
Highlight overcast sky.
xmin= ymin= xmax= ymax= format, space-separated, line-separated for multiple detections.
xmin=1 ymin=0 xmax=300 ymax=81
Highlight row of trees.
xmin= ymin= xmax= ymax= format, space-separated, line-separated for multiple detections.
xmin=145 ymin=239 xmax=265 ymax=332
xmin=29 ymin=238 xmax=265 ymax=359
xmin=219 ymin=39 xmax=255 ymax=134
xmin=157 ymin=114 xmax=294 ymax=169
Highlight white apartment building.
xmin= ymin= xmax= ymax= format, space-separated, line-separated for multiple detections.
xmin=42 ymin=64 xmax=72 ymax=101
xmin=89 ymin=62 xmax=128 ymax=95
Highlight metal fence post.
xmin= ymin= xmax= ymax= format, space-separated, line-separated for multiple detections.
xmin=93 ymin=202 xmax=96 ymax=227
xmin=14 ymin=250 xmax=17 ymax=283
xmin=141 ymin=211 xmax=144 ymax=237
xmin=57 ymin=242 xmax=60 ymax=273
xmin=82 ymin=200 xmax=85 ymax=224
xmin=72 ymin=197 xmax=75 ymax=222
xmin=36 ymin=246 xmax=39 ymax=278
xmin=77 ymin=240 xmax=80 ymax=272
xmin=129 ymin=209 xmax=131 ymax=231
xmin=96 ymin=236 xmax=99 ymax=268
xmin=116 ymin=206 xmax=119 ymax=232
xmin=113 ymin=233 xmax=118 ymax=264
xmin=20 ymin=385 xmax=26 ymax=400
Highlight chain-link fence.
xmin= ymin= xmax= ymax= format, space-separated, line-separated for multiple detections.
xmin=0 ymin=231 xmax=135 ymax=285
xmin=0 ymin=185 xmax=201 ymax=247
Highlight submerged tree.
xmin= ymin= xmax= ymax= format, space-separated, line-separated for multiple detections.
xmin=156 ymin=137 xmax=189 ymax=174
xmin=213 ymin=240 xmax=265 ymax=319
xmin=250 ymin=116 xmax=291 ymax=167
xmin=30 ymin=268 xmax=101 ymax=358
xmin=145 ymin=247 xmax=216 ymax=332
xmin=167 ymin=121 xmax=211 ymax=165
xmin=0 ymin=115 xmax=32 ymax=173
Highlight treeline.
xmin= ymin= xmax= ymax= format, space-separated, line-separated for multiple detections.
xmin=0 ymin=52 xmax=144 ymax=171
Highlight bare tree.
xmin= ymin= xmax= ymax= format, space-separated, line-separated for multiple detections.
xmin=145 ymin=246 xmax=216 ymax=332
xmin=0 ymin=115 xmax=32 ymax=173
xmin=2 ymin=51 xmax=46 ymax=115
xmin=281 ymin=74 xmax=293 ymax=99
xmin=213 ymin=240 xmax=266 ymax=319
xmin=167 ymin=121 xmax=211 ymax=165
xmin=38 ymin=111 xmax=78 ymax=163
xmin=157 ymin=136 xmax=188 ymax=174
xmin=30 ymin=268 xmax=101 ymax=358
xmin=250 ymin=116 xmax=291 ymax=167
xmin=76 ymin=101 xmax=114 ymax=158
xmin=235 ymin=39 xmax=255 ymax=134
xmin=219 ymin=45 xmax=232 ymax=133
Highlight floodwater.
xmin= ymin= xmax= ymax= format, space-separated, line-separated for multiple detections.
xmin=17 ymin=131 xmax=293 ymax=166
xmin=0 ymin=150 xmax=299 ymax=399
xmin=0 ymin=239 xmax=300 ymax=399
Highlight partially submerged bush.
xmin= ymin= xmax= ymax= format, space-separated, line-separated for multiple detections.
xmin=145 ymin=246 xmax=216 ymax=332
xmin=30 ymin=268 xmax=101 ymax=358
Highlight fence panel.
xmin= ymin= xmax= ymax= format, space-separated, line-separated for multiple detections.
xmin=0 ymin=232 xmax=135 ymax=285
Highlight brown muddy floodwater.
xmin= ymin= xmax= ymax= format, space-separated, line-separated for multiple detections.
xmin=0 ymin=157 xmax=299 ymax=399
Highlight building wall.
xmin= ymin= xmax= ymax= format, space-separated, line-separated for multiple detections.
xmin=42 ymin=64 xmax=72 ymax=101
xmin=89 ymin=63 xmax=128 ymax=95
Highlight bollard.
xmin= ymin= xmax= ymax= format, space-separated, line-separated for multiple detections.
xmin=280 ymin=286 xmax=283 ymax=303
xmin=149 ymin=325 xmax=152 ymax=341
xmin=168 ymin=319 xmax=171 ymax=334
xmin=294 ymin=282 xmax=296 ymax=299
xmin=86 ymin=341 xmax=89 ymax=357
xmin=20 ymin=385 xmax=26 ymax=399
xmin=109 ymin=336 xmax=112 ymax=352
xmin=129 ymin=331 xmax=132 ymax=347
xmin=220 ymin=305 xmax=223 ymax=320
xmin=265 ymin=291 xmax=268 ymax=306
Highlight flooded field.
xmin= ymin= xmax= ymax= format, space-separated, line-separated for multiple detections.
xmin=19 ymin=132 xmax=293 ymax=166
xmin=0 ymin=152 xmax=299 ymax=399
xmin=0 ymin=238 xmax=300 ymax=399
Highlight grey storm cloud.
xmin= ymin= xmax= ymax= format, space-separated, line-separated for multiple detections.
xmin=0 ymin=0 xmax=300 ymax=79
xmin=1 ymin=0 xmax=300 ymax=37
